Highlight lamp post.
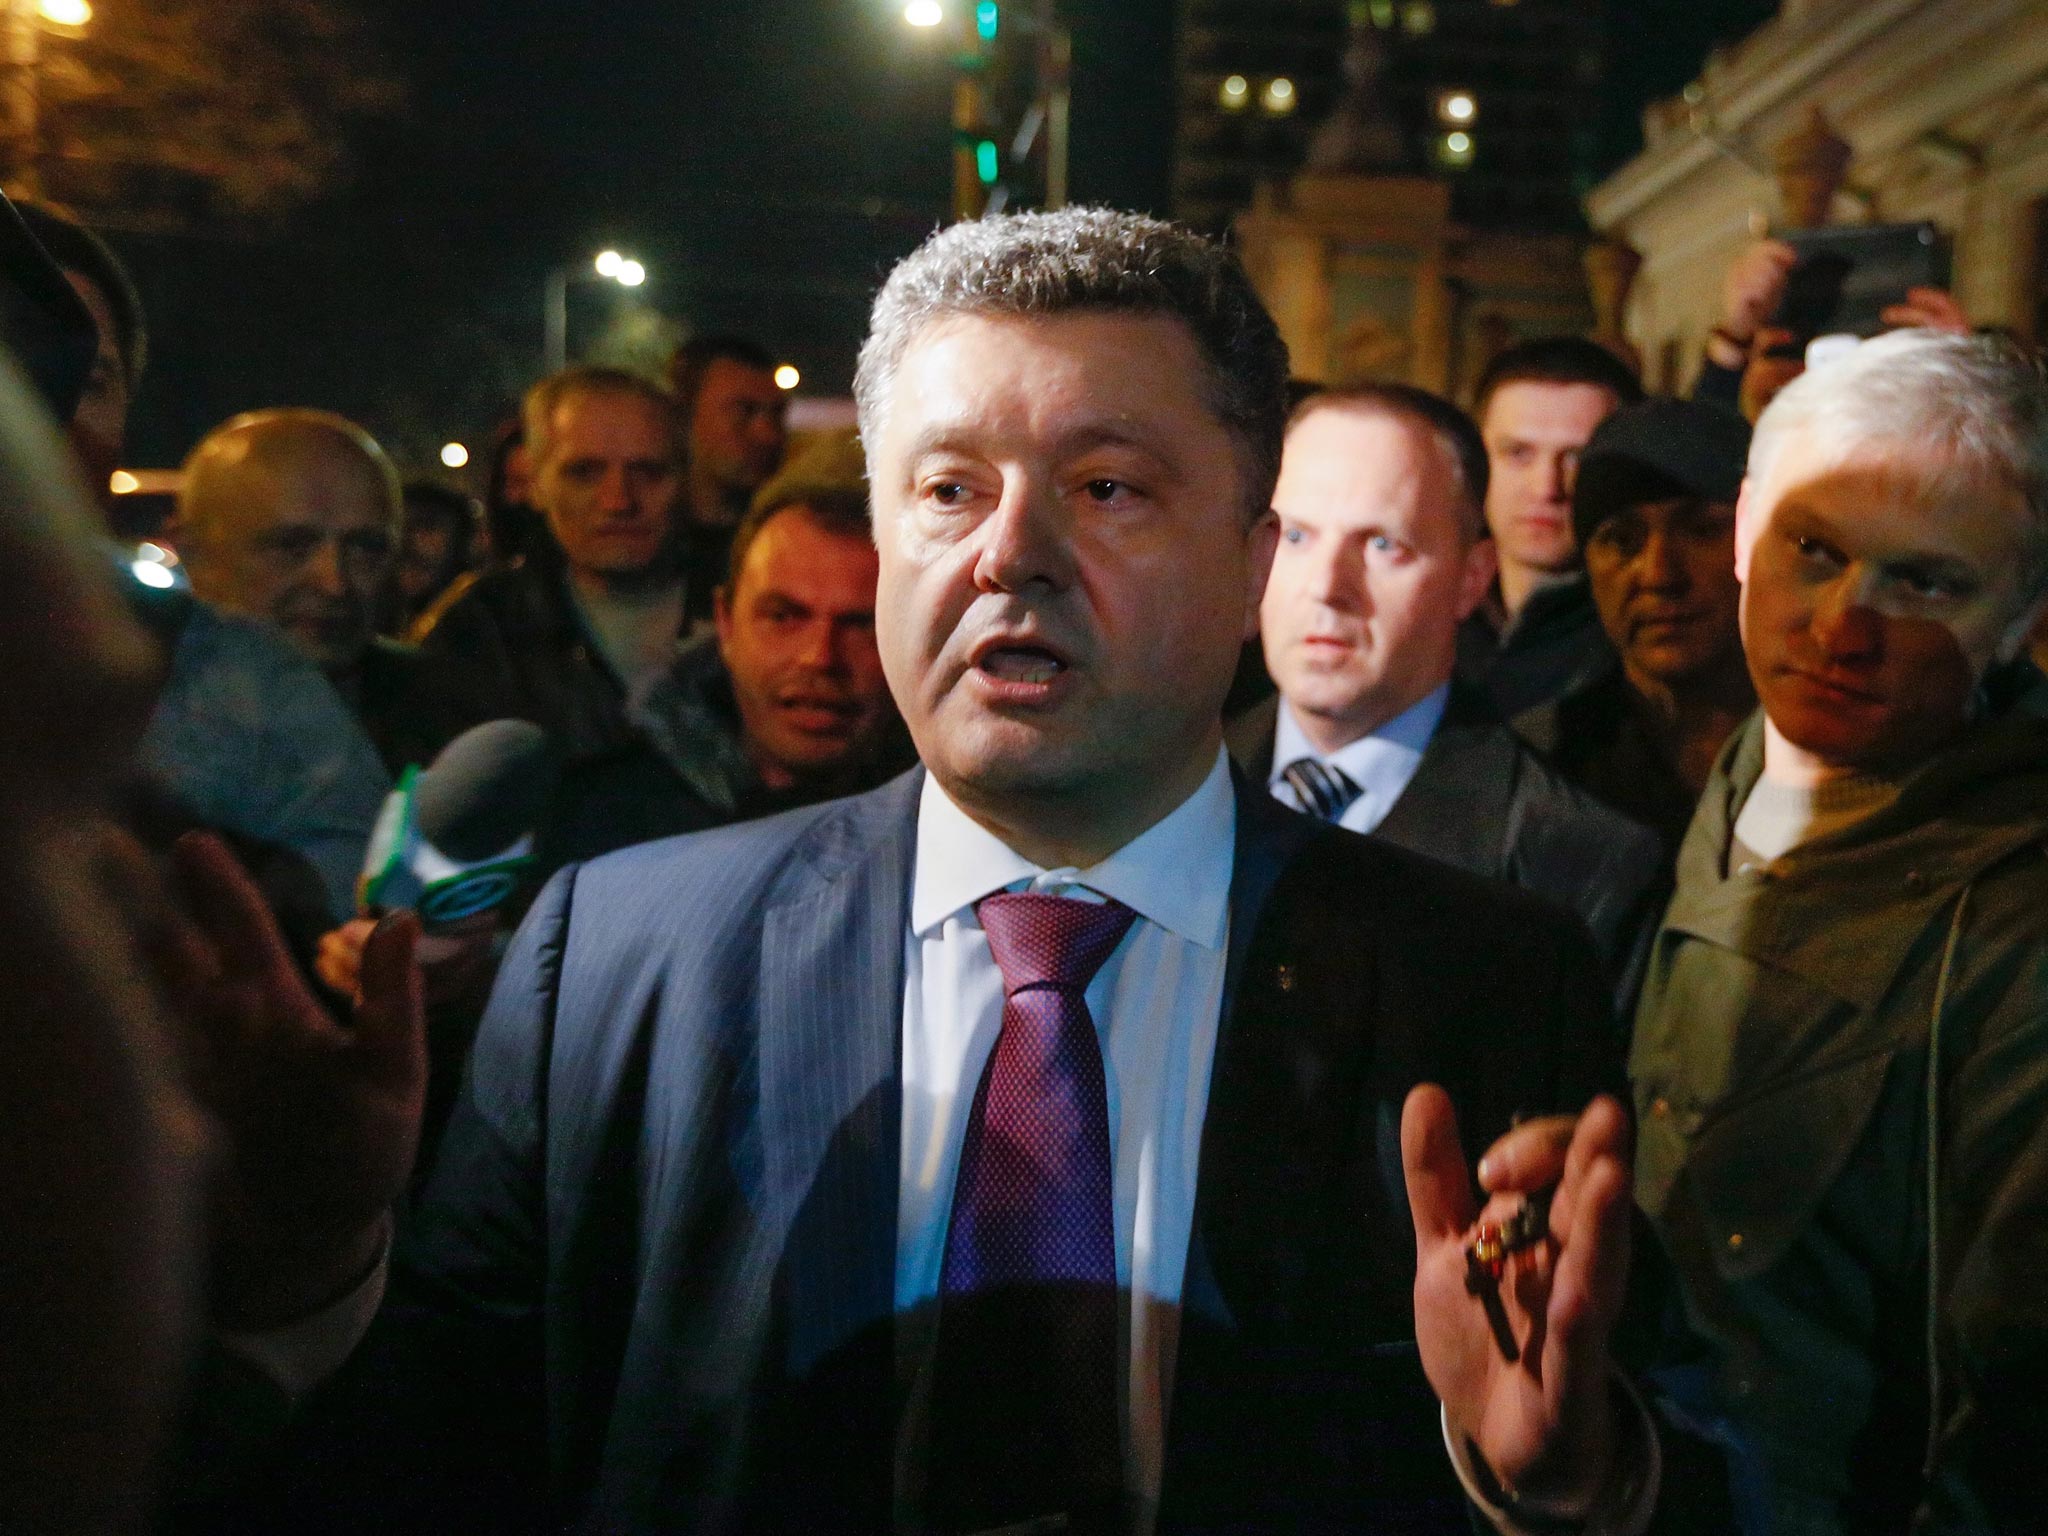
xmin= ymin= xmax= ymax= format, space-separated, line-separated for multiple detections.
xmin=903 ymin=1 xmax=1068 ymax=222
xmin=544 ymin=249 xmax=648 ymax=374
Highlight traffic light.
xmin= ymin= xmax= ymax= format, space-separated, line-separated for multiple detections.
xmin=976 ymin=138 xmax=1000 ymax=184
xmin=976 ymin=1 xmax=998 ymax=40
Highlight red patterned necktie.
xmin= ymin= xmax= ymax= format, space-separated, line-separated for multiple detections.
xmin=927 ymin=890 xmax=1136 ymax=1535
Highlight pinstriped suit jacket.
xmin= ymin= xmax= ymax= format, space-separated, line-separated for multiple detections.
xmin=325 ymin=766 xmax=1617 ymax=1534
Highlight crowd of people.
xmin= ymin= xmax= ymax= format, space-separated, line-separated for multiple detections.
xmin=5 ymin=191 xmax=2046 ymax=1536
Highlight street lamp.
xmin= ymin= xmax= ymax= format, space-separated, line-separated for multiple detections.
xmin=4 ymin=0 xmax=92 ymax=201
xmin=544 ymin=250 xmax=650 ymax=373
xmin=1437 ymin=90 xmax=1477 ymax=126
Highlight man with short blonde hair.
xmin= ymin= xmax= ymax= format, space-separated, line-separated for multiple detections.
xmin=416 ymin=365 xmax=688 ymax=761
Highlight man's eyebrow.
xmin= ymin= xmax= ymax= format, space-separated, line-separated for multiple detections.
xmin=1779 ymin=502 xmax=1984 ymax=578
xmin=1056 ymin=423 xmax=1171 ymax=458
xmin=897 ymin=420 xmax=1179 ymax=466
xmin=897 ymin=426 xmax=977 ymax=465
xmin=1884 ymin=552 xmax=1981 ymax=585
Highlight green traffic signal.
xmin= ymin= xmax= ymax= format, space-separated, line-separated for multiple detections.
xmin=976 ymin=139 xmax=1000 ymax=184
xmin=976 ymin=1 xmax=998 ymax=40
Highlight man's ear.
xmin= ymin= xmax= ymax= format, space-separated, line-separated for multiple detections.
xmin=1732 ymin=476 xmax=1757 ymax=586
xmin=1453 ymin=534 xmax=1498 ymax=624
xmin=1242 ymin=508 xmax=1279 ymax=643
xmin=712 ymin=584 xmax=734 ymax=655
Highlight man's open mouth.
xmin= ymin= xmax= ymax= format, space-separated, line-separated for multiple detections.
xmin=973 ymin=640 xmax=1069 ymax=685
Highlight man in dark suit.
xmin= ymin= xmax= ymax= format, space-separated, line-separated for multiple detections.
xmin=195 ymin=210 xmax=1682 ymax=1535
xmin=1230 ymin=384 xmax=1666 ymax=1004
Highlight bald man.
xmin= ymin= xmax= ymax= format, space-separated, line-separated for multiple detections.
xmin=176 ymin=410 xmax=439 ymax=773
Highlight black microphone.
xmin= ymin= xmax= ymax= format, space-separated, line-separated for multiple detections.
xmin=358 ymin=720 xmax=559 ymax=929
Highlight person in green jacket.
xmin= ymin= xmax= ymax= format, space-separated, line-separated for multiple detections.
xmin=1630 ymin=328 xmax=2048 ymax=1533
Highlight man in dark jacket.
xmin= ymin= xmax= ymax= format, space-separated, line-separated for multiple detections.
xmin=538 ymin=478 xmax=911 ymax=873
xmin=1514 ymin=399 xmax=1755 ymax=859
xmin=412 ymin=365 xmax=693 ymax=761
xmin=1454 ymin=338 xmax=1643 ymax=717
xmin=1230 ymin=382 xmax=1665 ymax=1004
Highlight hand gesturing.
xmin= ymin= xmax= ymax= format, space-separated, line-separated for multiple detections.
xmin=1402 ymin=1086 xmax=1634 ymax=1517
xmin=149 ymin=831 xmax=425 ymax=1327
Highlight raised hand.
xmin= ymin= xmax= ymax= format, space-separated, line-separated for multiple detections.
xmin=1720 ymin=239 xmax=1797 ymax=346
xmin=149 ymin=830 xmax=426 ymax=1327
xmin=318 ymin=909 xmax=502 ymax=1017
xmin=1402 ymin=1086 xmax=1634 ymax=1517
xmin=1881 ymin=285 xmax=1970 ymax=335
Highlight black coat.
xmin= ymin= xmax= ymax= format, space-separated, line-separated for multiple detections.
xmin=1228 ymin=684 xmax=1668 ymax=1012
xmin=1454 ymin=574 xmax=1614 ymax=719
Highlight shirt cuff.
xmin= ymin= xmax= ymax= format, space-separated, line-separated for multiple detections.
xmin=1441 ymin=1369 xmax=1661 ymax=1536
xmin=214 ymin=1216 xmax=390 ymax=1400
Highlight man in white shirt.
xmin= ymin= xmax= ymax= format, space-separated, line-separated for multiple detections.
xmin=1233 ymin=385 xmax=1665 ymax=1002
xmin=172 ymin=211 xmax=1669 ymax=1536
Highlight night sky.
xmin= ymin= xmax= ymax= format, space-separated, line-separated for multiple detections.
xmin=113 ymin=0 xmax=1769 ymax=479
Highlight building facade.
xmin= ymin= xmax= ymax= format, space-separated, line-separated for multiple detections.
xmin=1173 ymin=0 xmax=1608 ymax=235
xmin=1586 ymin=0 xmax=2048 ymax=394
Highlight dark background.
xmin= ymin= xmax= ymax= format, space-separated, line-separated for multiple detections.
xmin=114 ymin=0 xmax=1776 ymax=475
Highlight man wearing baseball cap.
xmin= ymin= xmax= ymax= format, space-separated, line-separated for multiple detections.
xmin=1517 ymin=398 xmax=1756 ymax=856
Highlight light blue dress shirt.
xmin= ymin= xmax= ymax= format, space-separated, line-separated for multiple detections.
xmin=898 ymin=749 xmax=1236 ymax=1512
xmin=1269 ymin=683 xmax=1449 ymax=833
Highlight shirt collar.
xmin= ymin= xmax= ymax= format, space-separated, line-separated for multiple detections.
xmin=912 ymin=748 xmax=1236 ymax=949
xmin=1270 ymin=683 xmax=1448 ymax=788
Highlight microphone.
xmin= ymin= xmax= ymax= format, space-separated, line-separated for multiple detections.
xmin=358 ymin=720 xmax=559 ymax=929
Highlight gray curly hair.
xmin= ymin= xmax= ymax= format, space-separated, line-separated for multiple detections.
xmin=854 ymin=207 xmax=1292 ymax=525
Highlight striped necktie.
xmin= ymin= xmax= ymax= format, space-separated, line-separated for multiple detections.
xmin=1282 ymin=756 xmax=1364 ymax=822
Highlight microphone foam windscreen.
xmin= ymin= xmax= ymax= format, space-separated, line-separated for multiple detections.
xmin=413 ymin=719 xmax=559 ymax=861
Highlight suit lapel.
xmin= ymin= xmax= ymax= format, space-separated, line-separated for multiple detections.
xmin=1222 ymin=693 xmax=1280 ymax=785
xmin=1375 ymin=682 xmax=1516 ymax=878
xmin=1183 ymin=776 xmax=1366 ymax=1330
xmin=757 ymin=771 xmax=918 ymax=1381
